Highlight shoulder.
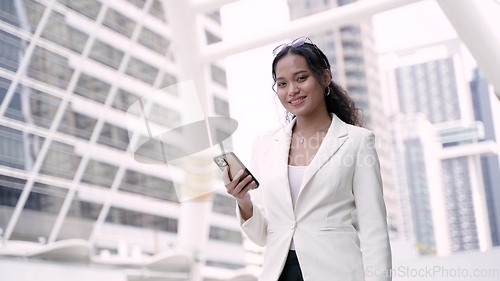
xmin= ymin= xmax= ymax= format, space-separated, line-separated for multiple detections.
xmin=345 ymin=123 xmax=375 ymax=140
xmin=343 ymin=123 xmax=377 ymax=152
xmin=331 ymin=113 xmax=374 ymax=141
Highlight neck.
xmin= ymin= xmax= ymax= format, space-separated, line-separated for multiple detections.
xmin=293 ymin=111 xmax=332 ymax=134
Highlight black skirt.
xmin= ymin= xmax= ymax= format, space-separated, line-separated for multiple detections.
xmin=278 ymin=250 xmax=304 ymax=281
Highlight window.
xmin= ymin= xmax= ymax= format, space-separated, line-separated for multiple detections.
xmin=41 ymin=12 xmax=88 ymax=53
xmin=0 ymin=126 xmax=25 ymax=169
xmin=4 ymin=89 xmax=25 ymax=122
xmin=40 ymin=141 xmax=82 ymax=180
xmin=344 ymin=56 xmax=363 ymax=64
xmin=134 ymin=135 xmax=182 ymax=164
xmin=112 ymin=89 xmax=140 ymax=112
xmin=0 ymin=77 xmax=8 ymax=103
xmin=210 ymin=64 xmax=227 ymax=86
xmin=0 ymin=175 xmax=27 ymax=206
xmin=205 ymin=30 xmax=222 ymax=45
xmin=340 ymin=26 xmax=360 ymax=36
xmin=342 ymin=41 xmax=361 ymax=50
xmin=213 ymin=96 xmax=229 ymax=117
xmin=29 ymin=88 xmax=61 ymax=129
xmin=158 ymin=73 xmax=178 ymax=93
xmin=126 ymin=57 xmax=158 ymax=85
xmin=57 ymin=196 xmax=102 ymax=240
xmin=347 ymin=86 xmax=366 ymax=96
xmin=69 ymin=198 xmax=102 ymax=220
xmin=82 ymin=159 xmax=118 ymax=188
xmin=147 ymin=103 xmax=181 ymax=128
xmin=64 ymin=197 xmax=104 ymax=240
xmin=126 ymin=0 xmax=145 ymax=8
xmin=28 ymin=47 xmax=73 ymax=89
xmin=74 ymin=73 xmax=111 ymax=103
xmin=58 ymin=105 xmax=97 ymax=140
xmin=149 ymin=0 xmax=167 ymax=22
xmin=206 ymin=10 xmax=221 ymax=24
xmin=13 ymin=183 xmax=67 ymax=241
xmin=25 ymin=183 xmax=67 ymax=214
xmin=22 ymin=0 xmax=45 ymax=32
xmin=338 ymin=0 xmax=356 ymax=6
xmin=138 ymin=27 xmax=170 ymax=54
xmin=120 ymin=170 xmax=178 ymax=201
xmin=58 ymin=0 xmax=102 ymax=20
xmin=89 ymin=40 xmax=124 ymax=69
xmin=106 ymin=207 xmax=178 ymax=232
xmin=212 ymin=194 xmax=236 ymax=216
xmin=98 ymin=123 xmax=130 ymax=151
xmin=345 ymin=70 xmax=365 ymax=80
xmin=209 ymin=226 xmax=242 ymax=244
xmin=103 ymin=9 xmax=136 ymax=38
xmin=0 ymin=30 xmax=23 ymax=71
xmin=0 ymin=0 xmax=19 ymax=26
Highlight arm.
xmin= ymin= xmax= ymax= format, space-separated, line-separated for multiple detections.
xmin=353 ymin=132 xmax=392 ymax=281
xmin=235 ymin=184 xmax=268 ymax=247
xmin=228 ymin=135 xmax=269 ymax=247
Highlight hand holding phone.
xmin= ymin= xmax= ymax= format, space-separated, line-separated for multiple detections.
xmin=213 ymin=152 xmax=259 ymax=189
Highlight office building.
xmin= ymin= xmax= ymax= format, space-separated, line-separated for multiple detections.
xmin=382 ymin=39 xmax=497 ymax=255
xmin=470 ymin=68 xmax=500 ymax=247
xmin=390 ymin=114 xmax=441 ymax=255
xmin=0 ymin=0 xmax=251 ymax=280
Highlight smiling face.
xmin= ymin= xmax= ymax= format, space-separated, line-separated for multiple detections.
xmin=275 ymin=53 xmax=330 ymax=119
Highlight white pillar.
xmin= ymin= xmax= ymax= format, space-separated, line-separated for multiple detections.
xmin=201 ymin=0 xmax=422 ymax=62
xmin=192 ymin=0 xmax=239 ymax=13
xmin=437 ymin=0 xmax=500 ymax=99
xmin=162 ymin=1 xmax=214 ymax=280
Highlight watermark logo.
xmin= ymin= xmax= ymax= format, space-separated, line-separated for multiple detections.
xmin=125 ymin=80 xmax=237 ymax=201
xmin=366 ymin=265 xmax=500 ymax=279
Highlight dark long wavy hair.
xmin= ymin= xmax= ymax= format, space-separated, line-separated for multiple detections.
xmin=272 ymin=42 xmax=363 ymax=127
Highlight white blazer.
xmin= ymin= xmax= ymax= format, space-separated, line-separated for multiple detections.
xmin=237 ymin=114 xmax=392 ymax=281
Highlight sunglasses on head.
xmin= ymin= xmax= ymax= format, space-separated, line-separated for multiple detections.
xmin=272 ymin=36 xmax=313 ymax=56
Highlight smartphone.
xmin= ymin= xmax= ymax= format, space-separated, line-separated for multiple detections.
xmin=213 ymin=152 xmax=259 ymax=189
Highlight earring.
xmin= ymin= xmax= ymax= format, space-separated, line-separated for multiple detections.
xmin=325 ymin=87 xmax=331 ymax=96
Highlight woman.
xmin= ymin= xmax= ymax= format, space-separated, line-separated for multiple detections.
xmin=224 ymin=36 xmax=391 ymax=281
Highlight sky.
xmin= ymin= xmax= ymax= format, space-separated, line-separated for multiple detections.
xmin=219 ymin=0 xmax=500 ymax=164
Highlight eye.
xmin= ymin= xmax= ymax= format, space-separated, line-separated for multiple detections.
xmin=277 ymin=82 xmax=286 ymax=87
xmin=297 ymin=75 xmax=307 ymax=82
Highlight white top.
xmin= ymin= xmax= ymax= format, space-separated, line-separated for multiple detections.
xmin=288 ymin=165 xmax=307 ymax=250
xmin=288 ymin=165 xmax=307 ymax=208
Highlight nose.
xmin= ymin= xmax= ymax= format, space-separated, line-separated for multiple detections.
xmin=288 ymin=82 xmax=299 ymax=96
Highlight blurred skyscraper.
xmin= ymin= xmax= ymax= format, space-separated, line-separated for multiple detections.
xmin=381 ymin=39 xmax=498 ymax=256
xmin=286 ymin=0 xmax=400 ymax=239
xmin=470 ymin=68 xmax=500 ymax=247
xmin=0 ymin=0 xmax=249 ymax=279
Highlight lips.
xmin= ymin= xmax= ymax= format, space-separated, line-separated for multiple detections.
xmin=289 ymin=96 xmax=306 ymax=106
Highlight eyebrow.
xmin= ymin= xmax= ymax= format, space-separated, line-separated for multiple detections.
xmin=276 ymin=70 xmax=309 ymax=80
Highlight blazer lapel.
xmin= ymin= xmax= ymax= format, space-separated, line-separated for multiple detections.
xmin=298 ymin=114 xmax=349 ymax=198
xmin=271 ymin=119 xmax=296 ymax=214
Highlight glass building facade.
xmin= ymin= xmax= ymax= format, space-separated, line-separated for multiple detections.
xmin=386 ymin=39 xmax=495 ymax=256
xmin=470 ymin=68 xmax=500 ymax=247
xmin=0 ymin=0 xmax=245 ymax=276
